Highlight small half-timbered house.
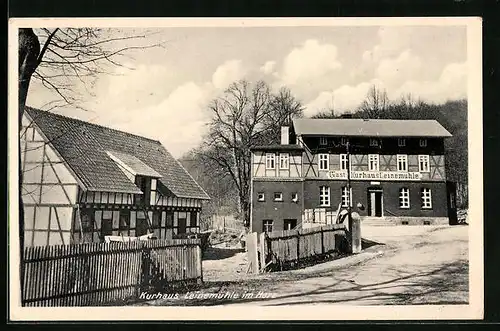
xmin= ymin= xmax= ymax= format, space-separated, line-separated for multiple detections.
xmin=250 ymin=118 xmax=457 ymax=234
xmin=20 ymin=107 xmax=210 ymax=247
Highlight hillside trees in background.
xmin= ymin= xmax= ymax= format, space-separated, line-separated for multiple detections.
xmin=312 ymin=85 xmax=468 ymax=207
xmin=188 ymin=80 xmax=304 ymax=227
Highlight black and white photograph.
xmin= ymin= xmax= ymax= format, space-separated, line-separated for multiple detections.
xmin=9 ymin=18 xmax=483 ymax=320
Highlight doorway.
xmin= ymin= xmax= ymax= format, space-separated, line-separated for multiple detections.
xmin=368 ymin=188 xmax=383 ymax=217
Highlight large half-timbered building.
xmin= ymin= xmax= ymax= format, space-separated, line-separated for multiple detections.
xmin=20 ymin=107 xmax=210 ymax=247
xmin=250 ymin=117 xmax=457 ymax=234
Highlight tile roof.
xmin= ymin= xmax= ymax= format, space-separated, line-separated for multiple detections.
xmin=25 ymin=107 xmax=210 ymax=200
xmin=292 ymin=118 xmax=452 ymax=138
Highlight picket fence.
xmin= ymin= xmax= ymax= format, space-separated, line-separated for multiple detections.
xmin=258 ymin=223 xmax=347 ymax=271
xmin=21 ymin=238 xmax=202 ymax=307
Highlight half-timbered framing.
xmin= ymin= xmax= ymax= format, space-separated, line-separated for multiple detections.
xmin=20 ymin=107 xmax=210 ymax=247
xmin=250 ymin=118 xmax=457 ymax=233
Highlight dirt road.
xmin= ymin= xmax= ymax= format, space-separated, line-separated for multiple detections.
xmin=144 ymin=225 xmax=469 ymax=306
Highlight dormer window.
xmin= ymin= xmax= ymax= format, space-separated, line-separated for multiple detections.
xmin=419 ymin=139 xmax=428 ymax=147
xmin=398 ymin=138 xmax=406 ymax=147
xmin=319 ymin=137 xmax=328 ymax=146
xmin=341 ymin=137 xmax=349 ymax=146
xmin=370 ymin=138 xmax=379 ymax=147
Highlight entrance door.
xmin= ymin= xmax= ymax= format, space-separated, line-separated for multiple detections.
xmin=284 ymin=219 xmax=297 ymax=230
xmin=368 ymin=189 xmax=383 ymax=217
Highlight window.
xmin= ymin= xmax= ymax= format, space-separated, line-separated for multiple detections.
xmin=279 ymin=153 xmax=289 ymax=169
xmin=341 ymin=187 xmax=352 ymax=207
xmin=341 ymin=137 xmax=349 ymax=146
xmin=263 ymin=220 xmax=273 ymax=233
xmin=166 ymin=212 xmax=174 ymax=228
xmin=136 ymin=211 xmax=148 ymax=236
xmin=190 ymin=212 xmax=198 ymax=227
xmin=418 ymin=155 xmax=430 ymax=172
xmin=284 ymin=219 xmax=297 ymax=230
xmin=119 ymin=210 xmax=130 ymax=234
xmin=421 ymin=188 xmax=432 ymax=209
xmin=318 ymin=153 xmax=329 ymax=170
xmin=399 ymin=188 xmax=410 ymax=209
xmin=398 ymin=138 xmax=406 ymax=147
xmin=265 ymin=153 xmax=276 ymax=169
xmin=368 ymin=154 xmax=379 ymax=171
xmin=419 ymin=139 xmax=427 ymax=147
xmin=291 ymin=192 xmax=299 ymax=202
xmin=257 ymin=192 xmax=265 ymax=202
xmin=101 ymin=210 xmax=113 ymax=237
xmin=319 ymin=186 xmax=330 ymax=207
xmin=274 ymin=192 xmax=283 ymax=201
xmin=397 ymin=154 xmax=408 ymax=172
xmin=152 ymin=211 xmax=161 ymax=228
xmin=370 ymin=138 xmax=379 ymax=147
xmin=319 ymin=137 xmax=328 ymax=145
xmin=340 ymin=154 xmax=348 ymax=170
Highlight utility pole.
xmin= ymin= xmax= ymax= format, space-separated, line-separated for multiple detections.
xmin=346 ymin=139 xmax=353 ymax=249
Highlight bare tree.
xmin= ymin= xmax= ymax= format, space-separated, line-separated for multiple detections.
xmin=17 ymin=28 xmax=162 ymax=258
xmin=199 ymin=80 xmax=303 ymax=227
xmin=358 ymin=85 xmax=389 ymax=119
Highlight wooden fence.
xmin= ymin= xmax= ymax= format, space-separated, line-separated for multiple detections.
xmin=258 ymin=224 xmax=347 ymax=272
xmin=21 ymin=238 xmax=202 ymax=307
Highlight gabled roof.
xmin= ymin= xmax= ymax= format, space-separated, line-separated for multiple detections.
xmin=292 ymin=118 xmax=452 ymax=138
xmin=25 ymin=107 xmax=210 ymax=200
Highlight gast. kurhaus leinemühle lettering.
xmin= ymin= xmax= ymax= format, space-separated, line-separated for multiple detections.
xmin=250 ymin=116 xmax=458 ymax=233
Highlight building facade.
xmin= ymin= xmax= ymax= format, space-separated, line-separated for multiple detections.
xmin=20 ymin=107 xmax=210 ymax=247
xmin=250 ymin=118 xmax=457 ymax=234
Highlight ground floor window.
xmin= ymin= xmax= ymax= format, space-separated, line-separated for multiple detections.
xmin=341 ymin=186 xmax=352 ymax=207
xmin=263 ymin=220 xmax=273 ymax=233
xmin=421 ymin=188 xmax=432 ymax=209
xmin=399 ymin=188 xmax=410 ymax=209
xmin=319 ymin=186 xmax=330 ymax=206
xmin=73 ymin=208 xmax=201 ymax=242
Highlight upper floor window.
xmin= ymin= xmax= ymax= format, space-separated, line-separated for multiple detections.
xmin=398 ymin=138 xmax=406 ymax=147
xmin=340 ymin=154 xmax=348 ymax=170
xmin=421 ymin=188 xmax=432 ymax=209
xmin=319 ymin=186 xmax=330 ymax=207
xmin=274 ymin=192 xmax=283 ymax=202
xmin=318 ymin=153 xmax=329 ymax=171
xmin=399 ymin=188 xmax=410 ymax=209
xmin=418 ymin=155 xmax=430 ymax=172
xmin=370 ymin=138 xmax=379 ymax=147
xmin=397 ymin=154 xmax=408 ymax=172
xmin=319 ymin=137 xmax=328 ymax=145
xmin=265 ymin=153 xmax=275 ymax=169
xmin=341 ymin=137 xmax=349 ymax=146
xmin=279 ymin=153 xmax=289 ymax=169
xmin=419 ymin=139 xmax=428 ymax=147
xmin=341 ymin=186 xmax=352 ymax=207
xmin=368 ymin=154 xmax=379 ymax=171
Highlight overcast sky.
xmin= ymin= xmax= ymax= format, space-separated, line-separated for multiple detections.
xmin=27 ymin=24 xmax=467 ymax=158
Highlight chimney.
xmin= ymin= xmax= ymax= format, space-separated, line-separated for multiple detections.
xmin=281 ymin=126 xmax=290 ymax=145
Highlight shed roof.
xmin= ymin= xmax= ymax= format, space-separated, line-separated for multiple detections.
xmin=25 ymin=107 xmax=210 ymax=200
xmin=292 ymin=118 xmax=452 ymax=138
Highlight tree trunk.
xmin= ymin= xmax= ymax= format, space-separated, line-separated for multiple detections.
xmin=18 ymin=28 xmax=40 ymax=303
